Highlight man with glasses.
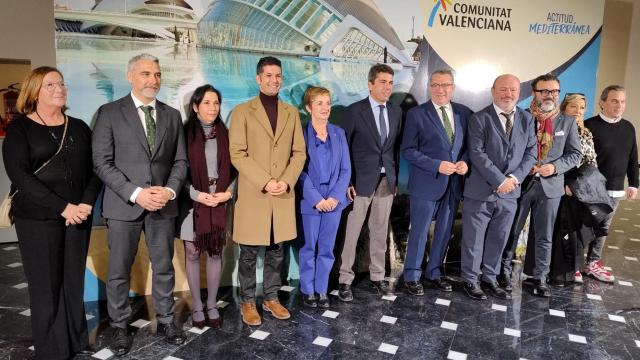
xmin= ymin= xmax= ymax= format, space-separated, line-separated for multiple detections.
xmin=583 ymin=85 xmax=638 ymax=282
xmin=400 ymin=69 xmax=473 ymax=296
xmin=499 ymin=73 xmax=581 ymax=297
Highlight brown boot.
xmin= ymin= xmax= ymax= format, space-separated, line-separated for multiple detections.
xmin=241 ymin=301 xmax=261 ymax=326
xmin=262 ymin=299 xmax=291 ymax=320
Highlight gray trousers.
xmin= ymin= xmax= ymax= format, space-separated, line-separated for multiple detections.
xmin=588 ymin=196 xmax=621 ymax=262
xmin=503 ymin=179 xmax=561 ymax=280
xmin=338 ymin=177 xmax=393 ymax=284
xmin=461 ymin=197 xmax=517 ymax=284
xmin=106 ymin=213 xmax=176 ymax=328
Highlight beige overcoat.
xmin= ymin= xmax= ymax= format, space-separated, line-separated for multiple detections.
xmin=228 ymin=96 xmax=306 ymax=245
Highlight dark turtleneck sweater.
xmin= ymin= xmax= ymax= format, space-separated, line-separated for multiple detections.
xmin=259 ymin=92 xmax=278 ymax=133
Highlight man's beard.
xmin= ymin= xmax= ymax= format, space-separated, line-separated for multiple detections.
xmin=537 ymin=99 xmax=557 ymax=112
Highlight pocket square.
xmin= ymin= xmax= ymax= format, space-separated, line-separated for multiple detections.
xmin=554 ymin=130 xmax=565 ymax=136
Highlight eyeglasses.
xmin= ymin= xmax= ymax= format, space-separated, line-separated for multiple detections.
xmin=533 ymin=89 xmax=560 ymax=96
xmin=42 ymin=82 xmax=67 ymax=92
xmin=430 ymin=83 xmax=453 ymax=89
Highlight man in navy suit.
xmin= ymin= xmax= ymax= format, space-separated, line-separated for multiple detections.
xmin=338 ymin=64 xmax=402 ymax=301
xmin=400 ymin=69 xmax=473 ymax=296
xmin=460 ymin=74 xmax=538 ymax=300
xmin=500 ymin=73 xmax=581 ymax=297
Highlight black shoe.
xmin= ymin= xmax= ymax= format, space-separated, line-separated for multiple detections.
xmin=110 ymin=327 xmax=131 ymax=357
xmin=481 ymin=281 xmax=512 ymax=300
xmin=424 ymin=277 xmax=453 ymax=292
xmin=497 ymin=273 xmax=513 ymax=292
xmin=75 ymin=346 xmax=95 ymax=357
xmin=157 ymin=322 xmax=186 ymax=345
xmin=317 ymin=293 xmax=330 ymax=308
xmin=532 ymin=279 xmax=551 ymax=297
xmin=371 ymin=280 xmax=393 ymax=295
xmin=302 ymin=293 xmax=317 ymax=308
xmin=338 ymin=283 xmax=353 ymax=302
xmin=549 ymin=279 xmax=566 ymax=288
xmin=463 ymin=282 xmax=487 ymax=300
xmin=404 ymin=281 xmax=424 ymax=296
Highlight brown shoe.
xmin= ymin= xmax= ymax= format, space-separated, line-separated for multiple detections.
xmin=241 ymin=301 xmax=261 ymax=326
xmin=262 ymin=299 xmax=290 ymax=320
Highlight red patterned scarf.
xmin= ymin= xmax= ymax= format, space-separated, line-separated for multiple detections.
xmin=529 ymin=100 xmax=558 ymax=163
xmin=186 ymin=119 xmax=234 ymax=256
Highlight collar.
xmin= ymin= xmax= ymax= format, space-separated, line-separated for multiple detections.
xmin=493 ymin=103 xmax=514 ymax=117
xmin=599 ymin=113 xmax=622 ymax=123
xmin=259 ymin=92 xmax=278 ymax=106
xmin=432 ymin=101 xmax=451 ymax=112
xmin=130 ymin=92 xmax=156 ymax=110
xmin=368 ymin=95 xmax=387 ymax=109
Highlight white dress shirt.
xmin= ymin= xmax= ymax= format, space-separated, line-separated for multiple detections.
xmin=432 ymin=101 xmax=455 ymax=135
xmin=368 ymin=95 xmax=389 ymax=173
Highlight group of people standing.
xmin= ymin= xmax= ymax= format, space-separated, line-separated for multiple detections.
xmin=2 ymin=53 xmax=637 ymax=359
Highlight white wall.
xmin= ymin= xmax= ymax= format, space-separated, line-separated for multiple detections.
xmin=0 ymin=0 xmax=56 ymax=66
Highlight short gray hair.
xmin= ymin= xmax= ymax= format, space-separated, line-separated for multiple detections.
xmin=127 ymin=53 xmax=159 ymax=72
xmin=600 ymin=85 xmax=625 ymax=102
xmin=429 ymin=69 xmax=454 ymax=83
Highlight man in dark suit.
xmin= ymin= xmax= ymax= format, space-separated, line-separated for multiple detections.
xmin=337 ymin=63 xmax=401 ymax=301
xmin=460 ymin=74 xmax=538 ymax=300
xmin=500 ymin=73 xmax=582 ymax=297
xmin=92 ymin=53 xmax=188 ymax=355
xmin=400 ymin=69 xmax=472 ymax=296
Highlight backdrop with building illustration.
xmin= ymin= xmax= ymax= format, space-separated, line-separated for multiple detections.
xmin=50 ymin=0 xmax=604 ymax=301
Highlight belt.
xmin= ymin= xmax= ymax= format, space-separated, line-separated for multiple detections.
xmin=208 ymin=178 xmax=218 ymax=186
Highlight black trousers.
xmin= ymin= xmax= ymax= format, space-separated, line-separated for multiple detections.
xmin=238 ymin=239 xmax=284 ymax=303
xmin=14 ymin=217 xmax=90 ymax=360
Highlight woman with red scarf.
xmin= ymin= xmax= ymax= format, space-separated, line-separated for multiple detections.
xmin=178 ymin=85 xmax=235 ymax=328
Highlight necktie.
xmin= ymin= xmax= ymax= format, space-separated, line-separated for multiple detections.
xmin=141 ymin=105 xmax=156 ymax=150
xmin=378 ymin=104 xmax=387 ymax=145
xmin=501 ymin=112 xmax=513 ymax=138
xmin=440 ymin=106 xmax=454 ymax=143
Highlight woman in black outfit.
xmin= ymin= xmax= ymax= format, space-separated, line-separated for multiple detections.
xmin=2 ymin=67 xmax=101 ymax=359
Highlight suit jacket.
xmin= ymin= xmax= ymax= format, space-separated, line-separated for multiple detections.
xmin=342 ymin=97 xmax=401 ymax=196
xmin=298 ymin=122 xmax=352 ymax=215
xmin=521 ymin=112 xmax=582 ymax=198
xmin=229 ymin=96 xmax=306 ymax=245
xmin=464 ymin=104 xmax=538 ymax=201
xmin=401 ymin=100 xmax=473 ymax=200
xmin=92 ymin=94 xmax=188 ymax=221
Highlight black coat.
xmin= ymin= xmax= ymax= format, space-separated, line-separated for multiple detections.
xmin=566 ymin=164 xmax=614 ymax=227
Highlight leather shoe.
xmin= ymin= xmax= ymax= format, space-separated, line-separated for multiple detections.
xmin=497 ymin=273 xmax=513 ymax=292
xmin=338 ymin=283 xmax=353 ymax=302
xmin=157 ymin=322 xmax=186 ymax=345
xmin=532 ymin=279 xmax=551 ymax=297
xmin=463 ymin=281 xmax=487 ymax=300
xmin=75 ymin=347 xmax=95 ymax=357
xmin=109 ymin=327 xmax=131 ymax=357
xmin=317 ymin=293 xmax=330 ymax=308
xmin=302 ymin=293 xmax=317 ymax=308
xmin=425 ymin=277 xmax=452 ymax=292
xmin=371 ymin=280 xmax=393 ymax=295
xmin=404 ymin=281 xmax=424 ymax=296
xmin=241 ymin=301 xmax=262 ymax=326
xmin=481 ymin=281 xmax=512 ymax=300
xmin=191 ymin=309 xmax=206 ymax=329
xmin=262 ymin=299 xmax=291 ymax=320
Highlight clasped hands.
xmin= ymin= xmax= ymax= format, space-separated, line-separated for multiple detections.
xmin=438 ymin=161 xmax=468 ymax=176
xmin=61 ymin=203 xmax=92 ymax=226
xmin=264 ymin=179 xmax=288 ymax=196
xmin=315 ymin=197 xmax=339 ymax=212
xmin=530 ymin=164 xmax=555 ymax=177
xmin=136 ymin=186 xmax=173 ymax=212
xmin=196 ymin=191 xmax=232 ymax=207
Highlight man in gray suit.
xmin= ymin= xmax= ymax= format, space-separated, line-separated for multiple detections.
xmin=500 ymin=73 xmax=582 ymax=297
xmin=93 ymin=53 xmax=188 ymax=356
xmin=460 ymin=74 xmax=537 ymax=300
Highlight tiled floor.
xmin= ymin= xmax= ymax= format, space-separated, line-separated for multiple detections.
xmin=3 ymin=200 xmax=640 ymax=359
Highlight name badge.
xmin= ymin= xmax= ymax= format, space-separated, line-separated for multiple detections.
xmin=554 ymin=130 xmax=565 ymax=136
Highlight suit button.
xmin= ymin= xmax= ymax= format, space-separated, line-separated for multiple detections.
xmin=274 ymin=143 xmax=278 ymax=148
xmin=273 ymin=164 xmax=277 ymax=168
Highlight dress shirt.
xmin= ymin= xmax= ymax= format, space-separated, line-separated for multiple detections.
xmin=128 ymin=92 xmax=176 ymax=203
xmin=432 ymin=101 xmax=454 ymax=135
xmin=368 ymin=95 xmax=389 ymax=173
xmin=492 ymin=103 xmax=519 ymax=187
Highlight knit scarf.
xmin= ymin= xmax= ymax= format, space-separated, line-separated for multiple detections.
xmin=529 ymin=100 xmax=558 ymax=163
xmin=186 ymin=119 xmax=234 ymax=256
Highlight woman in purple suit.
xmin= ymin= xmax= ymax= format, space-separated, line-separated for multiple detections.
xmin=298 ymin=87 xmax=351 ymax=308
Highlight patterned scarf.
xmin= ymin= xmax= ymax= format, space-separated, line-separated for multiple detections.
xmin=186 ymin=119 xmax=235 ymax=256
xmin=529 ymin=100 xmax=558 ymax=163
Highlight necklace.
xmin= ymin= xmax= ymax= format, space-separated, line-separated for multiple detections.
xmin=35 ymin=110 xmax=63 ymax=147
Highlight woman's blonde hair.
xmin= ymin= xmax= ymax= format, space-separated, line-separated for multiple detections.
xmin=16 ymin=66 xmax=66 ymax=114
xmin=560 ymin=93 xmax=586 ymax=113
